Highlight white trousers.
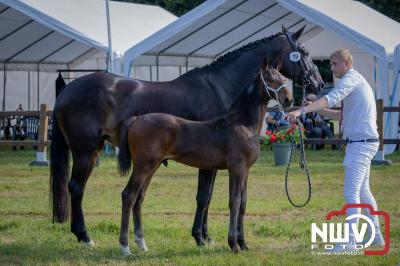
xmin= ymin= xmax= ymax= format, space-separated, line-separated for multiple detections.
xmin=342 ymin=142 xmax=381 ymax=241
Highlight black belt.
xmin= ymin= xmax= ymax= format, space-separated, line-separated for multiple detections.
xmin=345 ymin=138 xmax=379 ymax=144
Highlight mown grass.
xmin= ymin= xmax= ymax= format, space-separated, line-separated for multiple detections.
xmin=0 ymin=147 xmax=399 ymax=265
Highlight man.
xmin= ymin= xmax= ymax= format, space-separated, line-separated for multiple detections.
xmin=286 ymin=48 xmax=384 ymax=252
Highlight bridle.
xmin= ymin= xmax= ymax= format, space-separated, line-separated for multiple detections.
xmin=284 ymin=32 xmax=319 ymax=98
xmin=259 ymin=70 xmax=287 ymax=102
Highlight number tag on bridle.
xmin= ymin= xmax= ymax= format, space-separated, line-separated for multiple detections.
xmin=289 ymin=52 xmax=301 ymax=62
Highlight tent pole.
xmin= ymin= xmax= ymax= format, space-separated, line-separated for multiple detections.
xmin=156 ymin=54 xmax=159 ymax=81
xmin=105 ymin=0 xmax=113 ymax=73
xmin=149 ymin=66 xmax=152 ymax=81
xmin=28 ymin=71 xmax=30 ymax=111
xmin=373 ymin=56 xmax=377 ymax=98
xmin=37 ymin=63 xmax=40 ymax=111
xmin=185 ymin=56 xmax=188 ymax=73
xmin=2 ymin=63 xmax=6 ymax=111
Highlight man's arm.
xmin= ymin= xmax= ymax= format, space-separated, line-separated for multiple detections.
xmin=317 ymin=109 xmax=341 ymax=121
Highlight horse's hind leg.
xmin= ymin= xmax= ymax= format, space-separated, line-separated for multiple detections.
xmin=237 ymin=174 xmax=249 ymax=251
xmin=192 ymin=169 xmax=217 ymax=246
xmin=120 ymin=163 xmax=157 ymax=256
xmin=132 ymin=174 xmax=154 ymax=252
xmin=69 ymin=148 xmax=101 ymax=246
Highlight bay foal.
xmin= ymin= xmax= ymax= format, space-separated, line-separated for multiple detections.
xmin=117 ymin=66 xmax=292 ymax=255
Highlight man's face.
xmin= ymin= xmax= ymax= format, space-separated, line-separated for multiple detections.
xmin=330 ymin=55 xmax=350 ymax=78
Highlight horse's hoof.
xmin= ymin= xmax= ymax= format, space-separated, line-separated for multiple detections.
xmin=120 ymin=244 xmax=131 ymax=256
xmin=204 ymin=237 xmax=215 ymax=244
xmin=134 ymin=236 xmax=148 ymax=252
xmin=239 ymin=243 xmax=249 ymax=251
xmin=196 ymin=239 xmax=206 ymax=247
xmin=83 ymin=240 xmax=95 ymax=248
xmin=231 ymin=246 xmax=239 ymax=253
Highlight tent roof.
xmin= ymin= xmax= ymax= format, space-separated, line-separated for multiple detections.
xmin=0 ymin=0 xmax=176 ymax=67
xmin=124 ymin=0 xmax=400 ymax=75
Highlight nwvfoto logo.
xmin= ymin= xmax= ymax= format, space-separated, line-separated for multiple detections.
xmin=310 ymin=204 xmax=390 ymax=255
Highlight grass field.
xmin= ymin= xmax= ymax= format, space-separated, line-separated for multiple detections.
xmin=0 ymin=147 xmax=399 ymax=265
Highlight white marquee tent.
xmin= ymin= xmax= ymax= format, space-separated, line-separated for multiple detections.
xmin=123 ymin=0 xmax=400 ymax=155
xmin=0 ymin=0 xmax=176 ymax=111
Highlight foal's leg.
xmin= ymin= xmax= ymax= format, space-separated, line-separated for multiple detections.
xmin=120 ymin=163 xmax=157 ymax=256
xmin=202 ymin=170 xmax=217 ymax=242
xmin=237 ymin=174 xmax=249 ymax=251
xmin=192 ymin=169 xmax=217 ymax=246
xmin=69 ymin=148 xmax=101 ymax=246
xmin=227 ymin=166 xmax=246 ymax=253
xmin=132 ymin=170 xmax=156 ymax=252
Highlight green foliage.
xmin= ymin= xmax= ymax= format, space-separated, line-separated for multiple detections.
xmin=358 ymin=0 xmax=400 ymax=22
xmin=116 ymin=0 xmax=206 ymax=16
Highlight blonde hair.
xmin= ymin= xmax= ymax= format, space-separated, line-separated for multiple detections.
xmin=330 ymin=48 xmax=353 ymax=66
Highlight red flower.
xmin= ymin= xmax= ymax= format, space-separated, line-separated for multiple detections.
xmin=280 ymin=134 xmax=284 ymax=140
xmin=286 ymin=128 xmax=292 ymax=135
xmin=266 ymin=130 xmax=272 ymax=135
xmin=270 ymin=134 xmax=277 ymax=142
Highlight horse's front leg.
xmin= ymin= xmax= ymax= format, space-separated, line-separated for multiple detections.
xmin=192 ymin=169 xmax=217 ymax=246
xmin=227 ymin=166 xmax=246 ymax=253
xmin=237 ymin=174 xmax=249 ymax=251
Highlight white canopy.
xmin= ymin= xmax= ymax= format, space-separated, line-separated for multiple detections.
xmin=0 ymin=0 xmax=176 ymax=110
xmin=0 ymin=0 xmax=176 ymax=71
xmin=123 ymin=0 xmax=400 ymax=154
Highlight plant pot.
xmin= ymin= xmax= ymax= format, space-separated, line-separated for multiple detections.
xmin=272 ymin=142 xmax=292 ymax=166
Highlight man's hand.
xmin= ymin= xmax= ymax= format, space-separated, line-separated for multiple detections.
xmin=286 ymin=110 xmax=302 ymax=122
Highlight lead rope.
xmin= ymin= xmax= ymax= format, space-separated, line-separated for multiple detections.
xmin=282 ymin=85 xmax=312 ymax=208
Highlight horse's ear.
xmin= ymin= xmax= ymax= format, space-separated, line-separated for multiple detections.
xmin=293 ymin=25 xmax=306 ymax=40
xmin=282 ymin=25 xmax=288 ymax=33
xmin=262 ymin=57 xmax=269 ymax=70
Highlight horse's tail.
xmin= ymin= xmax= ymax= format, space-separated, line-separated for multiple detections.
xmin=50 ymin=110 xmax=70 ymax=223
xmin=117 ymin=117 xmax=138 ymax=176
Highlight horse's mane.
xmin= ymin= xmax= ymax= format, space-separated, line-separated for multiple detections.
xmin=184 ymin=32 xmax=283 ymax=75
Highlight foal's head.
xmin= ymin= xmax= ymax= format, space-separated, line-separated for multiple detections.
xmin=259 ymin=65 xmax=293 ymax=108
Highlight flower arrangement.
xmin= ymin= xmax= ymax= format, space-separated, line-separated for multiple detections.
xmin=263 ymin=123 xmax=305 ymax=145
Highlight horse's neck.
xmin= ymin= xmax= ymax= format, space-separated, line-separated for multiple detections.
xmin=181 ymin=42 xmax=276 ymax=110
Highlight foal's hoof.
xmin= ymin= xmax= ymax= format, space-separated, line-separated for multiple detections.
xmin=196 ymin=239 xmax=206 ymax=247
xmin=230 ymin=245 xmax=239 ymax=253
xmin=120 ymin=244 xmax=131 ymax=256
xmin=203 ymin=236 xmax=215 ymax=244
xmin=134 ymin=236 xmax=148 ymax=252
xmin=82 ymin=240 xmax=95 ymax=248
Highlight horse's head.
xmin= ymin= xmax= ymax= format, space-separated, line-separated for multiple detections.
xmin=259 ymin=63 xmax=293 ymax=108
xmin=268 ymin=26 xmax=324 ymax=95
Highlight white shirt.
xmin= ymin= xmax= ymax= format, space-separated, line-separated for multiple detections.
xmin=324 ymin=68 xmax=379 ymax=140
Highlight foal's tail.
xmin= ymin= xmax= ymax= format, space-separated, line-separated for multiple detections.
xmin=117 ymin=117 xmax=138 ymax=176
xmin=50 ymin=110 xmax=70 ymax=223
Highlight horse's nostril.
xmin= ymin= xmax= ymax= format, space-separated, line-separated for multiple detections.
xmin=319 ymin=82 xmax=325 ymax=89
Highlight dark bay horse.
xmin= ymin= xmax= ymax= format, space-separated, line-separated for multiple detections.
xmin=117 ymin=66 xmax=291 ymax=255
xmin=50 ymin=26 xmax=324 ymax=247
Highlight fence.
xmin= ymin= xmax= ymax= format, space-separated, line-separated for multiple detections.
xmin=0 ymin=104 xmax=51 ymax=165
xmin=0 ymin=100 xmax=399 ymax=165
